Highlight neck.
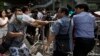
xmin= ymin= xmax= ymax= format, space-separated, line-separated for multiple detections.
xmin=1 ymin=17 xmax=6 ymax=19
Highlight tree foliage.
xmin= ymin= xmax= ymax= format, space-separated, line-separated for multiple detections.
xmin=0 ymin=0 xmax=5 ymax=9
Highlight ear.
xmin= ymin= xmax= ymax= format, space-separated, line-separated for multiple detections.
xmin=81 ymin=8 xmax=84 ymax=11
xmin=63 ymin=11 xmax=66 ymax=15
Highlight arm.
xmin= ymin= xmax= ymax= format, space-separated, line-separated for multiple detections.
xmin=44 ymin=31 xmax=55 ymax=51
xmin=7 ymin=23 xmax=23 ymax=38
xmin=46 ymin=31 xmax=55 ymax=46
xmin=0 ymin=18 xmax=8 ymax=28
xmin=31 ymin=20 xmax=49 ymax=27
xmin=44 ymin=21 xmax=60 ymax=51
xmin=22 ymin=15 xmax=49 ymax=27
xmin=35 ymin=20 xmax=49 ymax=25
xmin=8 ymin=32 xmax=23 ymax=38
xmin=0 ymin=22 xmax=7 ymax=27
xmin=46 ymin=21 xmax=61 ymax=46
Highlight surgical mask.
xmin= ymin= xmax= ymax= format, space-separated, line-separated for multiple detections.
xmin=16 ymin=15 xmax=23 ymax=23
xmin=27 ymin=13 xmax=32 ymax=17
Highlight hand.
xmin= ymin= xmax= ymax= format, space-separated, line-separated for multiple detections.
xmin=44 ymin=21 xmax=49 ymax=24
xmin=48 ymin=21 xmax=55 ymax=23
xmin=45 ymin=21 xmax=55 ymax=24
xmin=18 ymin=32 xmax=23 ymax=36
xmin=44 ymin=44 xmax=49 ymax=52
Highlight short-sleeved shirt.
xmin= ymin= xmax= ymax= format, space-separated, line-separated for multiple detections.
xmin=8 ymin=14 xmax=35 ymax=47
xmin=22 ymin=14 xmax=35 ymax=24
xmin=37 ymin=12 xmax=43 ymax=20
xmin=50 ymin=16 xmax=71 ymax=36
xmin=0 ymin=17 xmax=8 ymax=38
xmin=8 ymin=22 xmax=27 ymax=47
xmin=73 ymin=12 xmax=96 ymax=38
xmin=9 ymin=14 xmax=35 ymax=24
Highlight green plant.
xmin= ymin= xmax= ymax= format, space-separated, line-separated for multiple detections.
xmin=0 ymin=0 xmax=4 ymax=9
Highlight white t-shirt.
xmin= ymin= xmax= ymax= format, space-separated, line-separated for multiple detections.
xmin=37 ymin=12 xmax=43 ymax=20
xmin=0 ymin=17 xmax=8 ymax=38
xmin=22 ymin=14 xmax=35 ymax=24
xmin=0 ymin=17 xmax=8 ymax=26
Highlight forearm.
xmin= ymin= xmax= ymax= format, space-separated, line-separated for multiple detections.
xmin=31 ymin=20 xmax=48 ymax=27
xmin=0 ymin=23 xmax=7 ymax=27
xmin=8 ymin=32 xmax=22 ymax=38
xmin=31 ymin=22 xmax=42 ymax=27
xmin=46 ymin=32 xmax=55 ymax=46
xmin=35 ymin=20 xmax=48 ymax=25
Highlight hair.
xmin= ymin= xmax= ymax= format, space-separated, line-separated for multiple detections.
xmin=0 ymin=9 xmax=5 ymax=17
xmin=59 ymin=7 xmax=69 ymax=16
xmin=37 ymin=8 xmax=42 ymax=12
xmin=22 ymin=6 xmax=29 ymax=13
xmin=11 ymin=6 xmax=22 ymax=13
xmin=75 ymin=4 xmax=89 ymax=12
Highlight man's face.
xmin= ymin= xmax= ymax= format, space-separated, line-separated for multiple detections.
xmin=75 ymin=8 xmax=84 ymax=14
xmin=57 ymin=8 xmax=64 ymax=18
xmin=15 ymin=9 xmax=23 ymax=23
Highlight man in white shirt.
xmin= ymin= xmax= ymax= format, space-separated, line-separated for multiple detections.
xmin=8 ymin=7 xmax=50 ymax=56
xmin=37 ymin=9 xmax=44 ymax=20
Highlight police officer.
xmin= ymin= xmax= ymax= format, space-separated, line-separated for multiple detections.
xmin=44 ymin=7 xmax=71 ymax=56
xmin=73 ymin=4 xmax=96 ymax=56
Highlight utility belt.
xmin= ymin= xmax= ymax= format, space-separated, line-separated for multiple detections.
xmin=54 ymin=34 xmax=70 ymax=53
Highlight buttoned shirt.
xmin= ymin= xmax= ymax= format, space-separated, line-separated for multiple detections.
xmin=50 ymin=16 xmax=71 ymax=36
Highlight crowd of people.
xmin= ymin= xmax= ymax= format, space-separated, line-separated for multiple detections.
xmin=0 ymin=3 xmax=99 ymax=56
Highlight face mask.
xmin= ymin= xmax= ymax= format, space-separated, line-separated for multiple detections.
xmin=27 ymin=13 xmax=32 ymax=17
xmin=16 ymin=15 xmax=23 ymax=23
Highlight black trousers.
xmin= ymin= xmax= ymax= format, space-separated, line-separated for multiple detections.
xmin=53 ymin=50 xmax=68 ymax=56
xmin=53 ymin=34 xmax=69 ymax=56
xmin=73 ymin=37 xmax=95 ymax=56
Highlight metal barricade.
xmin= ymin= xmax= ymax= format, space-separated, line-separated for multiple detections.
xmin=28 ymin=21 xmax=74 ymax=56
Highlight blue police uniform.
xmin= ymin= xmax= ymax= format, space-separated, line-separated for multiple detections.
xmin=73 ymin=12 xmax=96 ymax=56
xmin=50 ymin=15 xmax=71 ymax=56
